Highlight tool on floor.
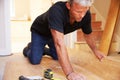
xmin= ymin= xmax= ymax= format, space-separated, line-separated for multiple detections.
xmin=44 ymin=69 xmax=53 ymax=79
xmin=19 ymin=69 xmax=60 ymax=80
xmin=44 ymin=69 xmax=61 ymax=80
xmin=19 ymin=75 xmax=44 ymax=80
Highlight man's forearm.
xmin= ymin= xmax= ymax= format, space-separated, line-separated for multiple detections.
xmin=55 ymin=43 xmax=73 ymax=76
xmin=84 ymin=33 xmax=97 ymax=53
xmin=50 ymin=29 xmax=73 ymax=76
xmin=84 ymin=33 xmax=105 ymax=60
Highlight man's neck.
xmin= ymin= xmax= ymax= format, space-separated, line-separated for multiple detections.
xmin=70 ymin=17 xmax=75 ymax=25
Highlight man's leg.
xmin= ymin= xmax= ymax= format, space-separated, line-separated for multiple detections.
xmin=23 ymin=42 xmax=31 ymax=57
xmin=28 ymin=32 xmax=47 ymax=64
xmin=47 ymin=39 xmax=58 ymax=60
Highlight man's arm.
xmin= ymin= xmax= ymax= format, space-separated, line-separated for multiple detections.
xmin=84 ymin=33 xmax=105 ymax=61
xmin=50 ymin=29 xmax=87 ymax=80
xmin=50 ymin=29 xmax=73 ymax=76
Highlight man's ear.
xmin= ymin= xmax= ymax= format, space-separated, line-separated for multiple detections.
xmin=66 ymin=2 xmax=71 ymax=10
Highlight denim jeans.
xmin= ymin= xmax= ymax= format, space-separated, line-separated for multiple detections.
xmin=27 ymin=31 xmax=58 ymax=64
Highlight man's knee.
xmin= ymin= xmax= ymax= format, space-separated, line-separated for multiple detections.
xmin=28 ymin=56 xmax=42 ymax=65
xmin=30 ymin=60 xmax=41 ymax=65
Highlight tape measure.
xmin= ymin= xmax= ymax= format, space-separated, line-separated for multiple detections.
xmin=44 ymin=69 xmax=53 ymax=79
xmin=44 ymin=69 xmax=61 ymax=80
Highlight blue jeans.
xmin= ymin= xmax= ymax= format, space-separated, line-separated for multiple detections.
xmin=27 ymin=32 xmax=58 ymax=64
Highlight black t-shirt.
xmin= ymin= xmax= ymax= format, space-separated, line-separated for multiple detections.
xmin=31 ymin=1 xmax=92 ymax=37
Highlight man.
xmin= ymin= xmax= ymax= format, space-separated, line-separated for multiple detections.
xmin=23 ymin=0 xmax=105 ymax=80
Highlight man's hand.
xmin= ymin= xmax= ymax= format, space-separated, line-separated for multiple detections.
xmin=83 ymin=34 xmax=106 ymax=61
xmin=94 ymin=50 xmax=106 ymax=61
xmin=67 ymin=72 xmax=87 ymax=80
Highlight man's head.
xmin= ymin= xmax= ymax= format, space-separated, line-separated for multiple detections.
xmin=68 ymin=0 xmax=94 ymax=7
xmin=66 ymin=0 xmax=94 ymax=22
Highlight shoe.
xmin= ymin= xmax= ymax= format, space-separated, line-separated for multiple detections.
xmin=43 ymin=47 xmax=58 ymax=60
xmin=43 ymin=47 xmax=51 ymax=56
xmin=23 ymin=42 xmax=31 ymax=57
xmin=23 ymin=47 xmax=28 ymax=57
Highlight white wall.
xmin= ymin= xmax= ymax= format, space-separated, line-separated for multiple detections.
xmin=30 ymin=0 xmax=52 ymax=21
xmin=11 ymin=0 xmax=30 ymax=20
xmin=91 ymin=0 xmax=111 ymax=29
xmin=93 ymin=0 xmax=111 ymax=21
xmin=0 ymin=0 xmax=11 ymax=55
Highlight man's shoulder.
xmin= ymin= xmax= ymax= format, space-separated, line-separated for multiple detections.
xmin=81 ymin=10 xmax=91 ymax=22
xmin=48 ymin=1 xmax=68 ymax=18
xmin=53 ymin=1 xmax=67 ymax=6
xmin=86 ymin=10 xmax=91 ymax=16
xmin=50 ymin=1 xmax=67 ymax=11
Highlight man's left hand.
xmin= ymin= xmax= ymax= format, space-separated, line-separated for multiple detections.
xmin=94 ymin=50 xmax=106 ymax=61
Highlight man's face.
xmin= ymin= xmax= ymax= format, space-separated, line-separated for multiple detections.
xmin=69 ymin=2 xmax=89 ymax=22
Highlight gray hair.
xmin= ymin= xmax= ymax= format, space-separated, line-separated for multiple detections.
xmin=68 ymin=0 xmax=94 ymax=7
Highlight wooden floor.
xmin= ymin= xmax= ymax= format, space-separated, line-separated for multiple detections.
xmin=3 ymin=48 xmax=120 ymax=80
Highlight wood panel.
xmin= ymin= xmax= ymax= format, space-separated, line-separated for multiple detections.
xmin=99 ymin=0 xmax=120 ymax=55
xmin=3 ymin=54 xmax=103 ymax=80
xmin=3 ymin=48 xmax=120 ymax=80
xmin=68 ymin=48 xmax=120 ymax=80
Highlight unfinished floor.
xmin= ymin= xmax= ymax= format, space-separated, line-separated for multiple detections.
xmin=2 ymin=47 xmax=120 ymax=80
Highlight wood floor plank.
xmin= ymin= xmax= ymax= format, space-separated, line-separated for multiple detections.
xmin=3 ymin=48 xmax=120 ymax=80
xmin=68 ymin=48 xmax=120 ymax=80
xmin=3 ymin=54 xmax=102 ymax=80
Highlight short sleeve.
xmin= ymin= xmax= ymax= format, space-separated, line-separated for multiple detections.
xmin=81 ymin=10 xmax=92 ymax=34
xmin=48 ymin=5 xmax=64 ymax=33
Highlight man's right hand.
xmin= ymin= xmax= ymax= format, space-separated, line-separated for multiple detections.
xmin=67 ymin=72 xmax=87 ymax=80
